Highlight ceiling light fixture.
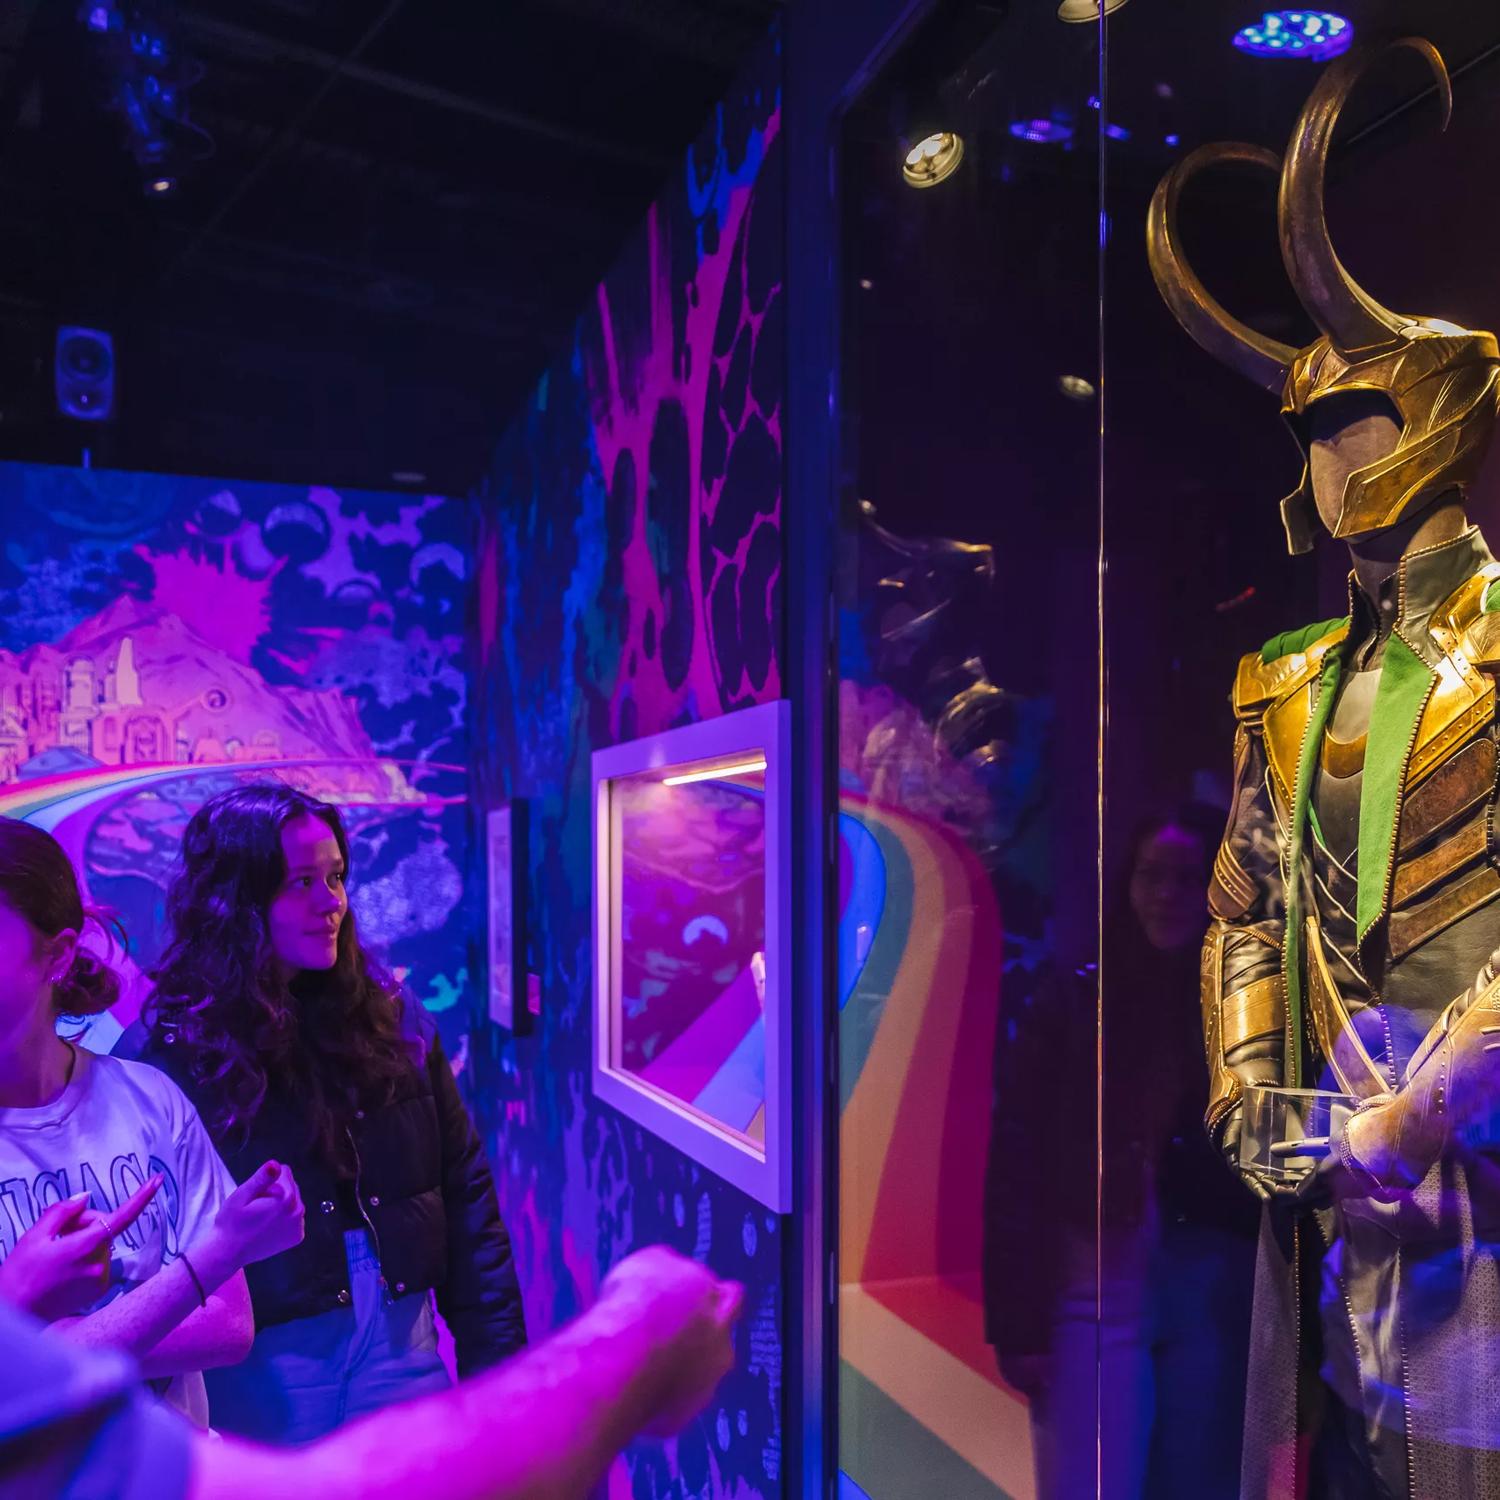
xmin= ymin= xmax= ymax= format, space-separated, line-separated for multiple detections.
xmin=1233 ymin=11 xmax=1352 ymax=60
xmin=1009 ymin=118 xmax=1074 ymax=145
xmin=1058 ymin=375 xmax=1097 ymax=401
xmin=1057 ymin=0 xmax=1131 ymax=21
xmin=901 ymin=131 xmax=965 ymax=189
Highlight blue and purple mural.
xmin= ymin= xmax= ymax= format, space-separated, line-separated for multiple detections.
xmin=472 ymin=25 xmax=786 ymax=1500
xmin=0 ymin=462 xmax=473 ymax=1069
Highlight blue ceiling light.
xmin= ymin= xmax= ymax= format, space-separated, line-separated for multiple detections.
xmin=1233 ymin=11 xmax=1352 ymax=60
xmin=1103 ymin=122 xmax=1131 ymax=141
xmin=1009 ymin=118 xmax=1074 ymax=145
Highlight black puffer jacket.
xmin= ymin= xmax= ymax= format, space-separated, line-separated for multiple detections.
xmin=125 ymin=1013 xmax=526 ymax=1377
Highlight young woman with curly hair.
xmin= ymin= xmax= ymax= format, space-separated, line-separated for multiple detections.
xmin=129 ymin=782 xmax=526 ymax=1444
xmin=0 ymin=818 xmax=305 ymax=1427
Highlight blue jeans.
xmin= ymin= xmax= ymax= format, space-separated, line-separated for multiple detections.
xmin=1033 ymin=1220 xmax=1255 ymax=1500
xmin=205 ymin=1231 xmax=452 ymax=1444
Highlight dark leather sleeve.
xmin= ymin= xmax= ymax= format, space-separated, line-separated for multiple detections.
xmin=427 ymin=1034 xmax=528 ymax=1374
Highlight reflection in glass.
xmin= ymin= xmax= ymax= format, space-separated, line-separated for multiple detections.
xmin=613 ymin=765 xmax=768 ymax=1143
xmin=835 ymin=1 xmax=1102 ymax=1491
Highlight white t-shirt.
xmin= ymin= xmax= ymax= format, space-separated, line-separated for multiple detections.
xmin=0 ymin=1047 xmax=236 ymax=1426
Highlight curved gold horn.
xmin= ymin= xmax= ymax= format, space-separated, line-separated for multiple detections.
xmin=1147 ymin=142 xmax=1297 ymax=394
xmin=1279 ymin=37 xmax=1450 ymax=353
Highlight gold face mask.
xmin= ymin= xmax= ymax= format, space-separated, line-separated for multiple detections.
xmin=1147 ymin=38 xmax=1500 ymax=555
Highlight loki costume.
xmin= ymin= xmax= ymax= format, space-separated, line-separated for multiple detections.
xmin=1149 ymin=38 xmax=1500 ymax=1500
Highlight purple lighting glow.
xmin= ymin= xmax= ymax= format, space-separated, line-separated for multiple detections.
xmin=1103 ymin=122 xmax=1131 ymax=141
xmin=1009 ymin=118 xmax=1074 ymax=145
xmin=1233 ymin=11 xmax=1352 ymax=60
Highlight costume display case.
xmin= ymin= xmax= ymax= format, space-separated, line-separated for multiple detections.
xmin=825 ymin=3 xmax=1500 ymax=1497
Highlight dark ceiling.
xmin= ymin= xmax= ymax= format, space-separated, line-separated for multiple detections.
xmin=0 ymin=0 xmax=780 ymax=494
xmin=6 ymin=1 xmax=1495 ymax=500
xmin=844 ymin=0 xmax=1500 ymax=453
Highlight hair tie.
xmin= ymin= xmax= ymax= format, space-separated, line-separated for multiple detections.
xmin=180 ymin=1251 xmax=208 ymax=1308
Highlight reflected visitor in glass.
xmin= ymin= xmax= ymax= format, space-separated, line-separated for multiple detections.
xmin=985 ymin=804 xmax=1257 ymax=1500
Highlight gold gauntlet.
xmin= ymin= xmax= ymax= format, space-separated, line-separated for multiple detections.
xmin=1341 ymin=963 xmax=1500 ymax=1192
xmin=1202 ymin=922 xmax=1286 ymax=1140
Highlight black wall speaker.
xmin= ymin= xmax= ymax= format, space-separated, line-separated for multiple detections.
xmin=55 ymin=327 xmax=116 ymax=421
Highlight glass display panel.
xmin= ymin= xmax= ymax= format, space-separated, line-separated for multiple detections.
xmin=1102 ymin=6 xmax=1500 ymax=1498
xmin=834 ymin=5 xmax=1103 ymax=1498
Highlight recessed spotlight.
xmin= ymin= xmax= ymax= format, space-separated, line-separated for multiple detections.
xmin=1009 ymin=118 xmax=1074 ymax=145
xmin=1058 ymin=374 xmax=1097 ymax=401
xmin=1058 ymin=0 xmax=1131 ymax=20
xmin=1103 ymin=122 xmax=1131 ymax=141
xmin=858 ymin=279 xmax=874 ymax=291
xmin=1164 ymin=133 xmax=1181 ymax=146
xmin=146 ymin=176 xmax=175 ymax=195
xmin=1233 ymin=11 xmax=1352 ymax=60
xmin=901 ymin=131 xmax=965 ymax=189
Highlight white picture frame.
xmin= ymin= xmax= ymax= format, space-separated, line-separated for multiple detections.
xmin=591 ymin=700 xmax=791 ymax=1212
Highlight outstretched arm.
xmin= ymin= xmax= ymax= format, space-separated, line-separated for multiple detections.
xmin=189 ymin=1246 xmax=742 ymax=1500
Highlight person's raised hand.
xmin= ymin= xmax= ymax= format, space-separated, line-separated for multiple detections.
xmin=0 ymin=1175 xmax=162 ymax=1321
xmin=598 ymin=1246 xmax=744 ymax=1437
xmin=211 ymin=1161 xmax=306 ymax=1269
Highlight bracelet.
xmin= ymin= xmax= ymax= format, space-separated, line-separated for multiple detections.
xmin=181 ymin=1251 xmax=208 ymax=1309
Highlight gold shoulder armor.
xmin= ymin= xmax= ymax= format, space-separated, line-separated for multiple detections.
xmin=1459 ymin=611 xmax=1500 ymax=671
xmin=1438 ymin=564 xmax=1500 ymax=669
xmin=1231 ymin=617 xmax=1348 ymax=725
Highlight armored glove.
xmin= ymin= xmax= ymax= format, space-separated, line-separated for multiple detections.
xmin=1338 ymin=956 xmax=1500 ymax=1194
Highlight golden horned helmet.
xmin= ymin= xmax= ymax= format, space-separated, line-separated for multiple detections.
xmin=1147 ymin=38 xmax=1500 ymax=555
